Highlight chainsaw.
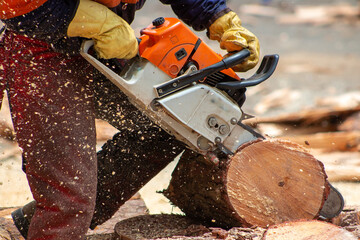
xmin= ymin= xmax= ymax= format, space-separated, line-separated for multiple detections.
xmin=81 ymin=17 xmax=344 ymax=219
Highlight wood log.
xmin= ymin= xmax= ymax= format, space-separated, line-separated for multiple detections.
xmin=256 ymin=122 xmax=338 ymax=138
xmin=0 ymin=208 xmax=25 ymax=240
xmin=114 ymin=214 xmax=209 ymax=240
xmin=263 ymin=220 xmax=357 ymax=240
xmin=333 ymin=206 xmax=360 ymax=227
xmin=85 ymin=233 xmax=117 ymax=240
xmin=245 ymin=106 xmax=360 ymax=127
xmin=279 ymin=131 xmax=360 ymax=152
xmin=339 ymin=112 xmax=360 ymax=131
xmin=315 ymin=152 xmax=360 ymax=182
xmin=113 ymin=214 xmax=268 ymax=240
xmin=332 ymin=206 xmax=360 ymax=239
xmin=164 ymin=139 xmax=329 ymax=228
xmin=318 ymin=165 xmax=360 ymax=182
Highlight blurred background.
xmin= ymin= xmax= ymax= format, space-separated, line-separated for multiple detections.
xmin=1 ymin=0 xmax=359 ymax=216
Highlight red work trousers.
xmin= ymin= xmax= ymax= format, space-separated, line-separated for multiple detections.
xmin=0 ymin=31 xmax=97 ymax=239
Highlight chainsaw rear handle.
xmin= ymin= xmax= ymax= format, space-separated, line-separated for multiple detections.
xmin=155 ymin=49 xmax=251 ymax=97
xmin=216 ymin=54 xmax=279 ymax=90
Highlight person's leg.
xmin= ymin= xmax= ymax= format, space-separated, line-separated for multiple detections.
xmin=5 ymin=31 xmax=97 ymax=240
xmin=0 ymin=28 xmax=6 ymax=112
xmin=89 ymin=70 xmax=186 ymax=227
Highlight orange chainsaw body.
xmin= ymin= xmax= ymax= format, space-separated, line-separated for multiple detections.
xmin=139 ymin=18 xmax=240 ymax=80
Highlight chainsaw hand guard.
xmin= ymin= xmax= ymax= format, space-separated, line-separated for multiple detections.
xmin=216 ymin=54 xmax=279 ymax=90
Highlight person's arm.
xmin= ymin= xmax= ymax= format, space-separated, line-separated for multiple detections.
xmin=160 ymin=0 xmax=259 ymax=72
xmin=67 ymin=0 xmax=138 ymax=59
xmin=160 ymin=0 xmax=228 ymax=31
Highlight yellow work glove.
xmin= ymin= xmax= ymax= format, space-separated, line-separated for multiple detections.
xmin=208 ymin=11 xmax=260 ymax=72
xmin=67 ymin=0 xmax=138 ymax=59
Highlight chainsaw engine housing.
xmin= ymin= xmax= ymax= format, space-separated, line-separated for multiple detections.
xmin=81 ymin=17 xmax=277 ymax=155
xmin=139 ymin=17 xmax=240 ymax=82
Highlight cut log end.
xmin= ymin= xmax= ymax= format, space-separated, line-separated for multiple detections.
xmin=263 ymin=220 xmax=357 ymax=240
xmin=226 ymin=139 xmax=329 ymax=227
xmin=164 ymin=138 xmax=330 ymax=229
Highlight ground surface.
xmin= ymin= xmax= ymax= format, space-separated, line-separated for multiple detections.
xmin=0 ymin=0 xmax=360 ymax=239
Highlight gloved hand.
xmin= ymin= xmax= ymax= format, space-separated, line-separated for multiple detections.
xmin=208 ymin=11 xmax=260 ymax=72
xmin=67 ymin=0 xmax=138 ymax=59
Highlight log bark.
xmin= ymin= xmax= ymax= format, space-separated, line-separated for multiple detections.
xmin=113 ymin=214 xmax=268 ymax=240
xmin=114 ymin=214 xmax=209 ymax=240
xmin=263 ymin=220 xmax=357 ymax=240
xmin=164 ymin=139 xmax=329 ymax=228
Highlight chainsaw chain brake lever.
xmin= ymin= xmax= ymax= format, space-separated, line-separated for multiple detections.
xmin=216 ymin=54 xmax=279 ymax=90
xmin=155 ymin=49 xmax=251 ymax=98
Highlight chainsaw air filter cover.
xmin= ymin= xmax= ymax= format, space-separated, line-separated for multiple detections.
xmin=138 ymin=18 xmax=240 ymax=82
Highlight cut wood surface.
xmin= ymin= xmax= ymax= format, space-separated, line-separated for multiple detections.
xmin=263 ymin=220 xmax=357 ymax=240
xmin=226 ymin=139 xmax=328 ymax=227
xmin=164 ymin=139 xmax=329 ymax=228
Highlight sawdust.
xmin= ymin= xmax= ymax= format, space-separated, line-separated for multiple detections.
xmin=0 ymin=1 xmax=359 ymax=239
